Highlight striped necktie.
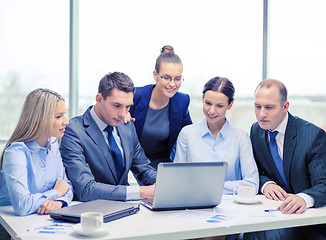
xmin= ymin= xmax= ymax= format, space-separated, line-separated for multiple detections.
xmin=269 ymin=131 xmax=289 ymax=190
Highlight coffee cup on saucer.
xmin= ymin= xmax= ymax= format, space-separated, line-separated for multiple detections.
xmin=80 ymin=212 xmax=103 ymax=232
xmin=233 ymin=187 xmax=258 ymax=203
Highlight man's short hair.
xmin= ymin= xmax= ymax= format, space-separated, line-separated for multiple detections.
xmin=98 ymin=72 xmax=135 ymax=99
xmin=255 ymin=79 xmax=288 ymax=104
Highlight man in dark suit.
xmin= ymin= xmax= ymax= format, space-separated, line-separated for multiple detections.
xmin=244 ymin=79 xmax=326 ymax=240
xmin=60 ymin=72 xmax=156 ymax=202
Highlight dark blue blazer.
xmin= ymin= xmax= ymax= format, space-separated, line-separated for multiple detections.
xmin=250 ymin=112 xmax=326 ymax=207
xmin=59 ymin=107 xmax=157 ymax=202
xmin=130 ymin=84 xmax=192 ymax=156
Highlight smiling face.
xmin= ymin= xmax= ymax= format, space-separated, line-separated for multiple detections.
xmin=51 ymin=100 xmax=69 ymax=138
xmin=94 ymin=88 xmax=134 ymax=127
xmin=153 ymin=62 xmax=183 ymax=99
xmin=254 ymin=85 xmax=289 ymax=131
xmin=202 ymin=90 xmax=233 ymax=127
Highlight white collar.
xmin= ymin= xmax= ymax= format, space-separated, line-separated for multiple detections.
xmin=271 ymin=112 xmax=288 ymax=135
xmin=90 ymin=106 xmax=107 ymax=131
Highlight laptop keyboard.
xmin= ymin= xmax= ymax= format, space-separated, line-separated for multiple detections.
xmin=144 ymin=199 xmax=153 ymax=205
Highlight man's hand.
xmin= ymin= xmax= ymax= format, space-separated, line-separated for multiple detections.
xmin=139 ymin=184 xmax=155 ymax=199
xmin=124 ymin=112 xmax=135 ymax=124
xmin=37 ymin=200 xmax=63 ymax=215
xmin=264 ymin=183 xmax=288 ymax=201
xmin=278 ymin=195 xmax=306 ymax=214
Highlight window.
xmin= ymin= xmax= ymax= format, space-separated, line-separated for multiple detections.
xmin=78 ymin=0 xmax=263 ymax=131
xmin=0 ymin=0 xmax=69 ymax=142
xmin=268 ymin=0 xmax=326 ymax=128
xmin=1 ymin=0 xmax=325 ymax=151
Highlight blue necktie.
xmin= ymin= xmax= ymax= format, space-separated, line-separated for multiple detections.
xmin=269 ymin=131 xmax=289 ymax=190
xmin=104 ymin=126 xmax=124 ymax=180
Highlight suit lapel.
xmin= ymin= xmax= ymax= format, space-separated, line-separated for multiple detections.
xmin=83 ymin=109 xmax=119 ymax=183
xmin=169 ymin=95 xmax=181 ymax=149
xmin=133 ymin=86 xmax=152 ymax=137
xmin=283 ymin=114 xmax=297 ymax=187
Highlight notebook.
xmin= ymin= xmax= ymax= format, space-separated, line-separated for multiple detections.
xmin=141 ymin=162 xmax=227 ymax=211
xmin=49 ymin=199 xmax=140 ymax=223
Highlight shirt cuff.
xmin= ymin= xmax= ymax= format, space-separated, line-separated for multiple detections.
xmin=126 ymin=185 xmax=140 ymax=200
xmin=261 ymin=181 xmax=276 ymax=194
xmin=42 ymin=189 xmax=59 ymax=200
xmin=56 ymin=200 xmax=68 ymax=207
xmin=297 ymin=193 xmax=314 ymax=208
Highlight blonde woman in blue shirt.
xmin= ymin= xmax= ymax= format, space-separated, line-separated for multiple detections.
xmin=0 ymin=88 xmax=73 ymax=217
xmin=174 ymin=77 xmax=259 ymax=194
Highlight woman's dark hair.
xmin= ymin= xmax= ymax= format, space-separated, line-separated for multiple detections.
xmin=160 ymin=45 xmax=174 ymax=53
xmin=202 ymin=77 xmax=235 ymax=104
xmin=155 ymin=45 xmax=183 ymax=73
xmin=98 ymin=72 xmax=135 ymax=99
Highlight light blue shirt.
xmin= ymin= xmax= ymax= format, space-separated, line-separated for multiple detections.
xmin=0 ymin=140 xmax=73 ymax=216
xmin=174 ymin=118 xmax=259 ymax=195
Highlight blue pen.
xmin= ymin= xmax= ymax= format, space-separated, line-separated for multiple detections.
xmin=28 ymin=223 xmax=65 ymax=231
xmin=43 ymin=227 xmax=65 ymax=230
xmin=264 ymin=209 xmax=279 ymax=212
xmin=38 ymin=230 xmax=65 ymax=234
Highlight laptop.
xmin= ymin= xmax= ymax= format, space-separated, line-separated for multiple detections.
xmin=141 ymin=162 xmax=227 ymax=211
xmin=49 ymin=199 xmax=140 ymax=223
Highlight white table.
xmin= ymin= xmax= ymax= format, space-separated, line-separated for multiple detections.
xmin=1 ymin=195 xmax=326 ymax=240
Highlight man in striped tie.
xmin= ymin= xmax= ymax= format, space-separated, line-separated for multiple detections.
xmin=244 ymin=79 xmax=326 ymax=240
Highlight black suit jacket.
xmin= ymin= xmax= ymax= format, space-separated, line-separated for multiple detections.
xmin=250 ymin=112 xmax=326 ymax=207
xmin=60 ymin=107 xmax=157 ymax=202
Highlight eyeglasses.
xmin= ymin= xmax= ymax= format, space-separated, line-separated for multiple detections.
xmin=157 ymin=73 xmax=184 ymax=83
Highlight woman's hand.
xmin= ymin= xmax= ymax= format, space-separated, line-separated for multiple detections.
xmin=53 ymin=178 xmax=71 ymax=197
xmin=124 ymin=112 xmax=135 ymax=124
xmin=37 ymin=200 xmax=63 ymax=215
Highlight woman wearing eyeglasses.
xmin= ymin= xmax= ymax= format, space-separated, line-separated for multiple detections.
xmin=128 ymin=45 xmax=192 ymax=169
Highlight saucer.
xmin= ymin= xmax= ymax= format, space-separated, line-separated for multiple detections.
xmin=73 ymin=223 xmax=108 ymax=237
xmin=233 ymin=195 xmax=261 ymax=204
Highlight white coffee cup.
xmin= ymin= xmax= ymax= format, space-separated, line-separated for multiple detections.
xmin=233 ymin=187 xmax=256 ymax=199
xmin=80 ymin=212 xmax=103 ymax=232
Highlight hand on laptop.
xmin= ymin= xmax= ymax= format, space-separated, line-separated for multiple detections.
xmin=139 ymin=184 xmax=155 ymax=199
xmin=37 ymin=200 xmax=62 ymax=215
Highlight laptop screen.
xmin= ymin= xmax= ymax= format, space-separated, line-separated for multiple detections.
xmin=144 ymin=162 xmax=227 ymax=210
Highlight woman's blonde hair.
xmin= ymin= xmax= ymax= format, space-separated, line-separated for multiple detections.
xmin=0 ymin=88 xmax=64 ymax=167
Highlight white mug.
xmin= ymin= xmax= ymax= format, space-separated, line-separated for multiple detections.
xmin=80 ymin=212 xmax=103 ymax=232
xmin=233 ymin=187 xmax=256 ymax=199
